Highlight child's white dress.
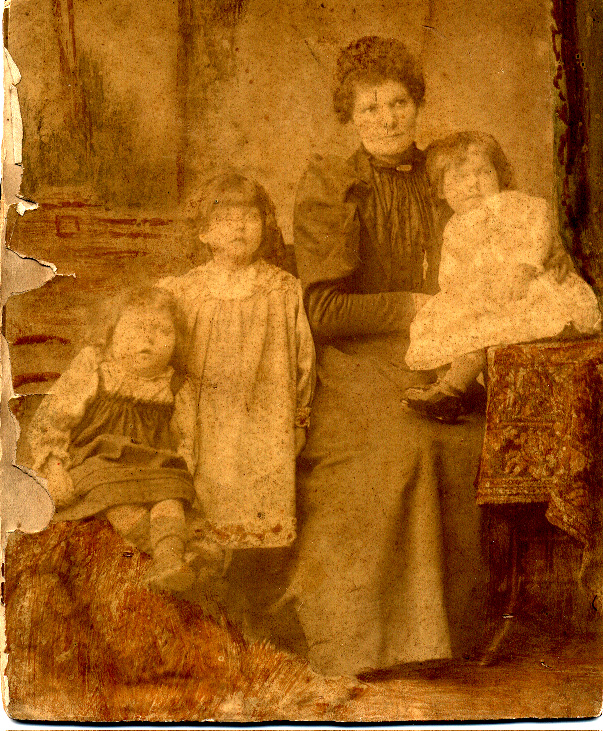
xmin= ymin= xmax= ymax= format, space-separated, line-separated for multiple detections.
xmin=159 ymin=259 xmax=316 ymax=549
xmin=406 ymin=191 xmax=601 ymax=370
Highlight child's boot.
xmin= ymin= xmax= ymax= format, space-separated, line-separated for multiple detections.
xmin=404 ymin=382 xmax=464 ymax=423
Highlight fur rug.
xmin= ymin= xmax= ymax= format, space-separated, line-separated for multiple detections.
xmin=4 ymin=518 xmax=362 ymax=722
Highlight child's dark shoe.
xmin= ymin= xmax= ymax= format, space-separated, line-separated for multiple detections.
xmin=404 ymin=383 xmax=464 ymax=424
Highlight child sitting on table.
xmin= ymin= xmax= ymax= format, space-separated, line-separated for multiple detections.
xmin=405 ymin=131 xmax=600 ymax=423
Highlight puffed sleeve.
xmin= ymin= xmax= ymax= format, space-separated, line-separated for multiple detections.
xmin=156 ymin=270 xmax=205 ymax=335
xmin=294 ymin=155 xmax=417 ymax=341
xmin=28 ymin=347 xmax=100 ymax=474
xmin=293 ymin=280 xmax=316 ymax=427
xmin=171 ymin=377 xmax=199 ymax=474
xmin=529 ymin=198 xmax=576 ymax=280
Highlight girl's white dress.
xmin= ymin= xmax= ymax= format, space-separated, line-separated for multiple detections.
xmin=159 ymin=259 xmax=316 ymax=549
xmin=406 ymin=191 xmax=601 ymax=370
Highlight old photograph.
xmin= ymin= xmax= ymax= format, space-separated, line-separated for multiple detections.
xmin=2 ymin=0 xmax=603 ymax=722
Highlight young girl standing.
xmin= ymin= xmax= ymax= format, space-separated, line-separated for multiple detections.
xmin=160 ymin=173 xmax=315 ymax=552
xmin=405 ymin=132 xmax=600 ymax=422
xmin=28 ymin=287 xmax=199 ymax=593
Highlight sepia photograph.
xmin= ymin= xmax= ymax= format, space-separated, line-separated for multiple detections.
xmin=2 ymin=0 xmax=603 ymax=722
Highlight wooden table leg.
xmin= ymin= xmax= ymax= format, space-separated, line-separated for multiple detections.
xmin=480 ymin=522 xmax=522 ymax=666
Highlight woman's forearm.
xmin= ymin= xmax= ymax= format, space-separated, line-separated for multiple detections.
xmin=305 ymin=283 xmax=416 ymax=340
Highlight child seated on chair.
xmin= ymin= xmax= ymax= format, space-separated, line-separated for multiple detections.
xmin=28 ymin=287 xmax=200 ymax=594
xmin=404 ymin=131 xmax=601 ymax=423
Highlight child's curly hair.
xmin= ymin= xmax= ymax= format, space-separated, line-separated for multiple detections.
xmin=186 ymin=171 xmax=287 ymax=269
xmin=426 ymin=131 xmax=515 ymax=200
xmin=86 ymin=286 xmax=188 ymax=372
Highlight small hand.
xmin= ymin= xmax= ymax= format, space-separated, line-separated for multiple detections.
xmin=294 ymin=426 xmax=307 ymax=457
xmin=44 ymin=459 xmax=75 ymax=508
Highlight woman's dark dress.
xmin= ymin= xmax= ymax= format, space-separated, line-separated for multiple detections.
xmin=291 ymin=144 xmax=487 ymax=676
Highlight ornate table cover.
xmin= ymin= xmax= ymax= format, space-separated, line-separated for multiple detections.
xmin=477 ymin=337 xmax=603 ymax=547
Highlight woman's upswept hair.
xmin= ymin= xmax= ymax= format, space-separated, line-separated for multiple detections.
xmin=86 ymin=286 xmax=187 ymax=371
xmin=426 ymin=131 xmax=516 ymax=200
xmin=186 ymin=171 xmax=287 ymax=268
xmin=333 ymin=36 xmax=425 ymax=124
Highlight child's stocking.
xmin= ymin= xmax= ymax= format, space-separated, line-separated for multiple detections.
xmin=147 ymin=499 xmax=195 ymax=593
xmin=441 ymin=349 xmax=487 ymax=393
xmin=105 ymin=504 xmax=152 ymax=555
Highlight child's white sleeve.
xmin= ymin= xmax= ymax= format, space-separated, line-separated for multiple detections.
xmin=294 ymin=281 xmax=316 ymax=428
xmin=516 ymin=197 xmax=556 ymax=270
xmin=28 ymin=346 xmax=100 ymax=474
xmin=172 ymin=377 xmax=198 ymax=474
xmin=437 ymin=222 xmax=464 ymax=293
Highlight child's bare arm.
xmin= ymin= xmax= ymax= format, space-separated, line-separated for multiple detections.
xmin=28 ymin=346 xmax=99 ymax=507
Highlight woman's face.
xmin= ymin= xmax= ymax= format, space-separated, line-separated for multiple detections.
xmin=204 ymin=204 xmax=263 ymax=268
xmin=351 ymin=79 xmax=419 ymax=159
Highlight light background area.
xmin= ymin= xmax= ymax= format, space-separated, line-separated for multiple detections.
xmin=7 ymin=0 xmax=554 ymax=245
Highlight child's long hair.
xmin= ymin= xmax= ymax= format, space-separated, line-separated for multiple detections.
xmin=426 ymin=131 xmax=515 ymax=200
xmin=85 ymin=286 xmax=187 ymax=372
xmin=186 ymin=171 xmax=287 ymax=269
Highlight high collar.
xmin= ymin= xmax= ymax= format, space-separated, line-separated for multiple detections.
xmin=350 ymin=144 xmax=422 ymax=184
xmin=367 ymin=142 xmax=420 ymax=170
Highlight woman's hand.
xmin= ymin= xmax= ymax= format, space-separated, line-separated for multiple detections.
xmin=44 ymin=459 xmax=75 ymax=508
xmin=509 ymin=263 xmax=539 ymax=300
xmin=295 ymin=426 xmax=307 ymax=457
xmin=544 ymin=248 xmax=574 ymax=283
xmin=493 ymin=263 xmax=539 ymax=303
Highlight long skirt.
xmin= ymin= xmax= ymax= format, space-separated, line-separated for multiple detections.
xmin=289 ymin=345 xmax=487 ymax=677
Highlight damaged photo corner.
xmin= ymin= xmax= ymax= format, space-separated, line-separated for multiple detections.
xmin=1 ymin=0 xmax=603 ymax=725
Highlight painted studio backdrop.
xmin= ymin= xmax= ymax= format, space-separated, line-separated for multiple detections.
xmin=5 ymin=0 xmax=553 ymax=378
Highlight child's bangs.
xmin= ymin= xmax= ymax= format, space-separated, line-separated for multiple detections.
xmin=207 ymin=177 xmax=263 ymax=214
xmin=444 ymin=146 xmax=473 ymax=172
xmin=214 ymin=184 xmax=261 ymax=210
xmin=192 ymin=174 xmax=265 ymax=230
xmin=427 ymin=131 xmax=514 ymax=196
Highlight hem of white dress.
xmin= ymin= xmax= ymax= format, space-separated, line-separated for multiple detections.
xmin=202 ymin=517 xmax=297 ymax=548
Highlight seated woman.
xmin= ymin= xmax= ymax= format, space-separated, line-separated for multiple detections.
xmin=288 ymin=36 xmax=488 ymax=677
